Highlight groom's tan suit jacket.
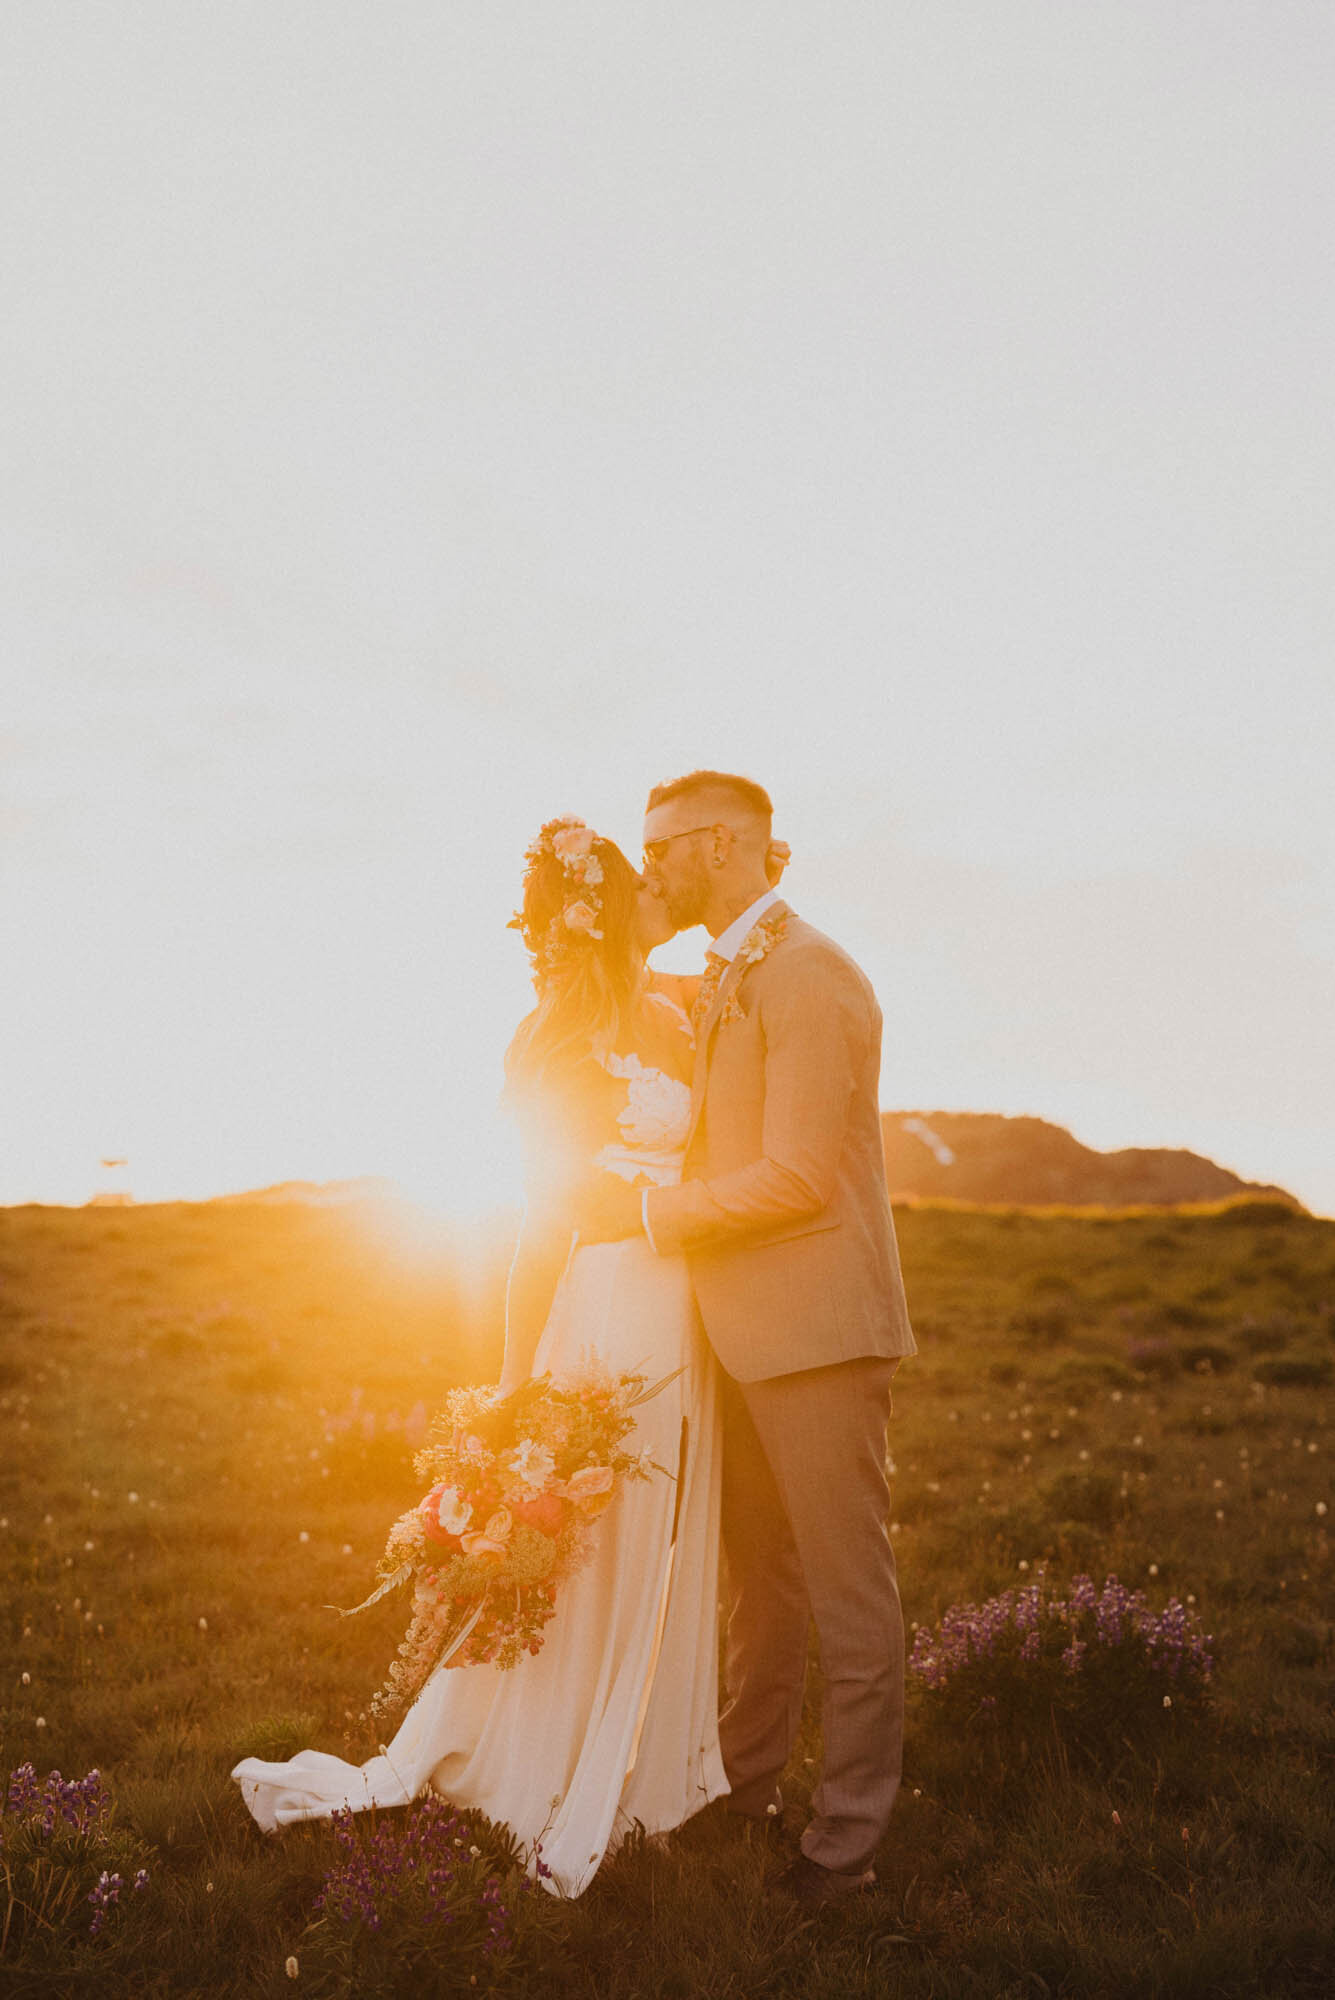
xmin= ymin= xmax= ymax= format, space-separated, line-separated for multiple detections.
xmin=645 ymin=904 xmax=916 ymax=1383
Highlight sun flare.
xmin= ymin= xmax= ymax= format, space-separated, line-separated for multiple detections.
xmin=393 ymin=1117 xmax=525 ymax=1230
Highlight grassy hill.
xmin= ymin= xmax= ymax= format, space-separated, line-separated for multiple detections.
xmin=1 ymin=1197 xmax=1332 ymax=1996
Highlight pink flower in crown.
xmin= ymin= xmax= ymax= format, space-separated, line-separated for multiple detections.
xmin=551 ymin=823 xmax=597 ymax=862
xmin=563 ymin=900 xmax=602 ymax=936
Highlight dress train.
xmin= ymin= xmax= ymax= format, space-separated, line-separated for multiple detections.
xmin=232 ymin=1237 xmax=726 ymax=1897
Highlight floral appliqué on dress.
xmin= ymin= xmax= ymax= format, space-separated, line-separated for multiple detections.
xmin=592 ymin=1053 xmax=692 ymax=1186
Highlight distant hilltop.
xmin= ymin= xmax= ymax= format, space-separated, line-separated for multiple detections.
xmin=207 ymin=1177 xmax=402 ymax=1207
xmin=193 ymin=1119 xmax=1301 ymax=1217
xmin=882 ymin=1111 xmax=1301 ymax=1210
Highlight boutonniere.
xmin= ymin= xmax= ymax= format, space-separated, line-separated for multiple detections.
xmin=718 ymin=910 xmax=790 ymax=1024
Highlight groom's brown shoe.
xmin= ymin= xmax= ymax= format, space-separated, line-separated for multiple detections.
xmin=774 ymin=1853 xmax=878 ymax=1910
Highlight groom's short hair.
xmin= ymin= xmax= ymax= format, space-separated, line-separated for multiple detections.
xmin=646 ymin=770 xmax=773 ymax=829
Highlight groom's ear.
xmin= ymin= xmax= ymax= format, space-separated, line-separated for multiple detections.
xmin=709 ymin=823 xmax=735 ymax=867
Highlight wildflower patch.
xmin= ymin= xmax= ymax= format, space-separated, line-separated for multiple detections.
xmin=910 ymin=1572 xmax=1214 ymax=1747
xmin=1 ymin=1764 xmax=152 ymax=1952
xmin=299 ymin=1795 xmax=549 ymax=1987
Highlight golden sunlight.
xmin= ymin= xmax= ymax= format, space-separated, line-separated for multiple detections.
xmin=393 ymin=1117 xmax=524 ymax=1229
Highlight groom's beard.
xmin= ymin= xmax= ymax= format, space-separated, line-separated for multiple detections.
xmin=661 ymin=859 xmax=712 ymax=933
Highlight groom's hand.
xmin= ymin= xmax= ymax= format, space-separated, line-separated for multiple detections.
xmin=574 ymin=1172 xmax=646 ymax=1245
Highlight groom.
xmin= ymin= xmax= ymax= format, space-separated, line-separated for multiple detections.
xmin=586 ymin=769 xmax=915 ymax=1907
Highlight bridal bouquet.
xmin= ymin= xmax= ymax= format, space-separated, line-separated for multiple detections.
xmin=342 ymin=1366 xmax=670 ymax=1723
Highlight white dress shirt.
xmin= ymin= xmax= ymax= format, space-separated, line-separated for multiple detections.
xmin=708 ymin=887 xmax=782 ymax=964
xmin=642 ymin=886 xmax=783 ymax=1247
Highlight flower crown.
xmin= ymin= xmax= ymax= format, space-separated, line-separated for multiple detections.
xmin=508 ymin=816 xmax=607 ymax=979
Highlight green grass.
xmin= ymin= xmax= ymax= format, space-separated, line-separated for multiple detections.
xmin=2 ymin=1196 xmax=1333 ymax=1995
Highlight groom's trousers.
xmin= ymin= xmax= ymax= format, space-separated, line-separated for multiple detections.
xmin=717 ymin=1355 xmax=903 ymax=1877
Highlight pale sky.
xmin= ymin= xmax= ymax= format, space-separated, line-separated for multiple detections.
xmin=4 ymin=3 xmax=1333 ymax=1216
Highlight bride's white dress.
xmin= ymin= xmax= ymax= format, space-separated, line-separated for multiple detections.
xmin=232 ymin=1046 xmax=726 ymax=1897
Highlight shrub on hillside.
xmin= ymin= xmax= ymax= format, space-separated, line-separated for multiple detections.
xmin=1178 ymin=1341 xmax=1235 ymax=1374
xmin=909 ymin=1572 xmax=1213 ymax=1752
xmin=1205 ymin=1197 xmax=1304 ymax=1227
xmin=1157 ymin=1300 xmax=1215 ymax=1329
xmin=1253 ymin=1352 xmax=1332 ymax=1388
xmin=1024 ymin=1270 xmax=1077 ymax=1297
xmin=228 ymin=1713 xmax=320 ymax=1763
xmin=1241 ymin=1316 xmax=1296 ymax=1353
xmin=1054 ymin=1355 xmax=1137 ymax=1391
xmin=1126 ymin=1336 xmax=1180 ymax=1378
xmin=1275 ymin=1617 xmax=1330 ymax=1668
xmin=1040 ymin=1469 xmax=1124 ymax=1529
xmin=1009 ymin=1306 xmax=1074 ymax=1343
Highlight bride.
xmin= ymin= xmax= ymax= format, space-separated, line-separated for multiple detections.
xmin=232 ymin=818 xmax=727 ymax=1896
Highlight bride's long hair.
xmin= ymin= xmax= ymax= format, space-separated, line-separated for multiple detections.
xmin=504 ymin=820 xmax=645 ymax=1097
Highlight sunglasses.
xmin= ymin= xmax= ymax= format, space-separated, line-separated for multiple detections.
xmin=642 ymin=823 xmax=724 ymax=869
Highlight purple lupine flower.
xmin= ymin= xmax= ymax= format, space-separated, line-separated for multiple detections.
xmin=3 ymin=1765 xmax=110 ymax=1843
xmin=87 ymin=1868 xmax=122 ymax=1938
xmin=909 ymin=1571 xmax=1212 ymax=1706
xmin=6 ymin=1763 xmax=40 ymax=1816
xmin=1067 ymin=1574 xmax=1099 ymax=1614
xmin=315 ymin=1796 xmax=512 ymax=1940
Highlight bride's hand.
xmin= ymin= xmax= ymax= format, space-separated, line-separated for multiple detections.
xmin=574 ymin=1173 xmax=646 ymax=1245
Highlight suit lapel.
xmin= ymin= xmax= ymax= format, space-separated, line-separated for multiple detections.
xmin=685 ymin=901 xmax=793 ymax=1153
xmin=685 ymin=960 xmax=740 ymax=1145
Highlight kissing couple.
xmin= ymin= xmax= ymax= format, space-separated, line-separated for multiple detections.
xmin=234 ymin=769 xmax=916 ymax=1909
